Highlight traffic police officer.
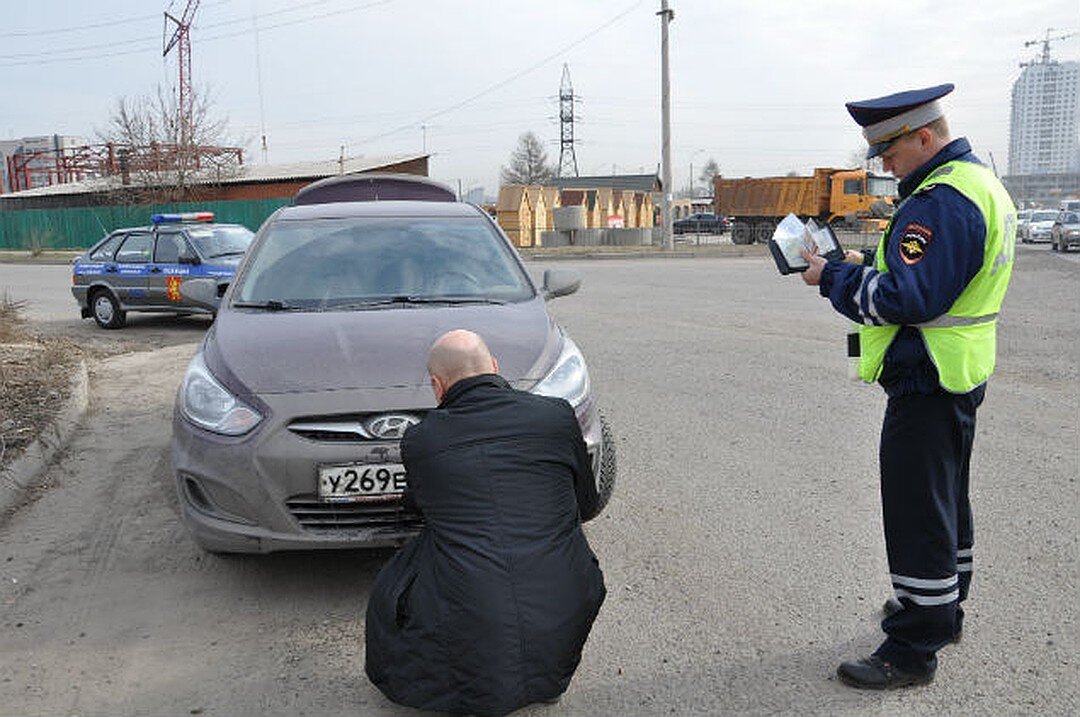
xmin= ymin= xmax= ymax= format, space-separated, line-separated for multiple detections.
xmin=800 ymin=84 xmax=1017 ymax=689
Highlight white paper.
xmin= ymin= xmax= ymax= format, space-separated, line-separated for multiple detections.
xmin=771 ymin=213 xmax=812 ymax=269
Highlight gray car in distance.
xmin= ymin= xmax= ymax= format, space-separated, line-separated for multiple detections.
xmin=171 ymin=175 xmax=616 ymax=554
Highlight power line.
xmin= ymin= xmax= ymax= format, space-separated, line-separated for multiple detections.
xmin=348 ymin=0 xmax=646 ymax=155
xmin=0 ymin=0 xmax=394 ymax=67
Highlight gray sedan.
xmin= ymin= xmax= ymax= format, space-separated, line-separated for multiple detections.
xmin=171 ymin=178 xmax=616 ymax=553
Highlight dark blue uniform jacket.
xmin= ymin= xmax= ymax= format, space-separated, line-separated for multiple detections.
xmin=819 ymin=138 xmax=987 ymax=396
xmin=365 ymin=374 xmax=605 ymax=717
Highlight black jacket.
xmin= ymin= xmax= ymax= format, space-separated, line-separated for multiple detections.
xmin=365 ymin=374 xmax=606 ymax=717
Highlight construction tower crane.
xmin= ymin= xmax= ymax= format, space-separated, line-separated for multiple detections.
xmin=1022 ymin=28 xmax=1076 ymax=66
xmin=163 ymin=0 xmax=202 ymax=146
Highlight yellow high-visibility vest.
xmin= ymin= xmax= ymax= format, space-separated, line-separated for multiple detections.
xmin=859 ymin=160 xmax=1017 ymax=393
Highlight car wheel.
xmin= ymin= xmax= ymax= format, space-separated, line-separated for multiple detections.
xmin=91 ymin=290 xmax=126 ymax=329
xmin=587 ymin=412 xmax=617 ymax=520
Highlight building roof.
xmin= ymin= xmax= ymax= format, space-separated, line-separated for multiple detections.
xmin=551 ymin=173 xmax=662 ymax=192
xmin=0 ymin=153 xmax=430 ymax=199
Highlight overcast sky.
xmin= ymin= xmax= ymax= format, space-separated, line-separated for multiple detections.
xmin=2 ymin=0 xmax=1078 ymax=197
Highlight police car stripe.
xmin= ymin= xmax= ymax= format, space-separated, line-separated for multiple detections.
xmin=891 ymin=573 xmax=958 ymax=590
xmin=894 ymin=588 xmax=960 ymax=606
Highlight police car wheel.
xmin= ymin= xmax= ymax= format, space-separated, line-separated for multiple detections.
xmin=91 ymin=290 xmax=126 ymax=329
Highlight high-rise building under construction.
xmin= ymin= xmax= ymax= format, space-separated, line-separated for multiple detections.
xmin=1004 ymin=31 xmax=1080 ymax=205
xmin=1009 ymin=58 xmax=1079 ymax=175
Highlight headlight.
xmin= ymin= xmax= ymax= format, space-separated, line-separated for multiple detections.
xmin=531 ymin=335 xmax=590 ymax=407
xmin=180 ymin=351 xmax=262 ymax=435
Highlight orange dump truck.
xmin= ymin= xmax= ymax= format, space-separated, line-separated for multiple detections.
xmin=713 ymin=168 xmax=897 ymax=245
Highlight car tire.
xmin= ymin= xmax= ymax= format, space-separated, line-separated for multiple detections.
xmin=586 ymin=412 xmax=617 ymax=521
xmin=91 ymin=289 xmax=126 ymax=329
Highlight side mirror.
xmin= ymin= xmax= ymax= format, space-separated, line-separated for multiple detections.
xmin=179 ymin=277 xmax=222 ymax=310
xmin=542 ymin=268 xmax=581 ymax=300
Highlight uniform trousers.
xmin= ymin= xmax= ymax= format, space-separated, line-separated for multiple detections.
xmin=873 ymin=383 xmax=985 ymax=675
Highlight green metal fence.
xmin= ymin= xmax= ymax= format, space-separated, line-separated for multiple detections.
xmin=0 ymin=198 xmax=292 ymax=250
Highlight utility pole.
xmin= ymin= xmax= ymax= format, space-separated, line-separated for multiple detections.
xmin=658 ymin=0 xmax=674 ymax=251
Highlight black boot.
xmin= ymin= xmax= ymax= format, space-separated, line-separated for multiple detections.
xmin=837 ymin=655 xmax=935 ymax=690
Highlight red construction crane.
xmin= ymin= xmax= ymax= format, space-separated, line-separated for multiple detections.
xmin=163 ymin=0 xmax=202 ymax=147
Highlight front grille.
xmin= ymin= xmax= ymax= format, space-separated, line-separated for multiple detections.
xmin=288 ymin=411 xmax=428 ymax=443
xmin=286 ymin=494 xmax=423 ymax=533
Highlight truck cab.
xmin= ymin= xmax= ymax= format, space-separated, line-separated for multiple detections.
xmin=829 ymin=170 xmax=897 ymax=229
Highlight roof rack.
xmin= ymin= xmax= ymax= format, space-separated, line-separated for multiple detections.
xmin=294 ymin=173 xmax=456 ymax=205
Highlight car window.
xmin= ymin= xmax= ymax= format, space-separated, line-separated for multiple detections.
xmin=154 ymin=232 xmax=189 ymax=263
xmin=185 ymin=225 xmax=254 ymax=260
xmin=234 ymin=216 xmax=534 ymax=308
xmin=89 ymin=233 xmax=125 ymax=261
xmin=1066 ymin=213 xmax=1079 ymax=223
xmin=1032 ymin=211 xmax=1057 ymax=222
xmin=115 ymin=232 xmax=153 ymax=263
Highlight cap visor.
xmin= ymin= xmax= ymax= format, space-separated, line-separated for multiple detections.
xmin=865 ymin=140 xmax=891 ymax=159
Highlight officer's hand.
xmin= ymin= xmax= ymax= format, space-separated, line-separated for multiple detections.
xmin=800 ymin=248 xmax=825 ymax=286
xmin=844 ymin=249 xmax=866 ymax=265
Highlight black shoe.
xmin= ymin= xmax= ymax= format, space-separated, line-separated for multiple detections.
xmin=837 ymin=655 xmax=934 ymax=690
xmin=882 ymin=597 xmax=962 ymax=643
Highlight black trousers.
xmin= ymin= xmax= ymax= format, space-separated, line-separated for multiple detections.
xmin=873 ymin=384 xmax=985 ymax=674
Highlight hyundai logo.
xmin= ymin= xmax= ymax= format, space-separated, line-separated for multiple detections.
xmin=366 ymin=413 xmax=421 ymax=440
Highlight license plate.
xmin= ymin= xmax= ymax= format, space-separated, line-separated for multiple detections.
xmin=317 ymin=462 xmax=406 ymax=502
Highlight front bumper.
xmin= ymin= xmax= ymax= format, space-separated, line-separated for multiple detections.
xmin=171 ymin=385 xmax=604 ymax=554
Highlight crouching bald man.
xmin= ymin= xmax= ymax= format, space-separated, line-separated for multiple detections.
xmin=365 ymin=329 xmax=606 ymax=717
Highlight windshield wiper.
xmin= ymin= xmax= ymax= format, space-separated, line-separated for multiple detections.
xmin=396 ymin=295 xmax=507 ymax=305
xmin=232 ymin=300 xmax=295 ymax=311
xmin=333 ymin=296 xmax=506 ymax=310
xmin=206 ymin=250 xmax=247 ymax=258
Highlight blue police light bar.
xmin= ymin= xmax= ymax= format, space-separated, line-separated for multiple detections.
xmin=151 ymin=212 xmax=215 ymax=224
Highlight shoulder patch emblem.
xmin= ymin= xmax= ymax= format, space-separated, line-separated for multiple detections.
xmin=898 ymin=223 xmax=932 ymax=265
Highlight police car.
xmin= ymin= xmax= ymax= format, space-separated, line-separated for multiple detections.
xmin=71 ymin=212 xmax=255 ymax=329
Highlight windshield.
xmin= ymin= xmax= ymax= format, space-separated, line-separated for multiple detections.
xmin=187 ymin=225 xmax=255 ymax=259
xmin=232 ymin=215 xmax=534 ymax=309
xmin=867 ymin=175 xmax=898 ymax=198
xmin=1032 ymin=211 xmax=1057 ymax=222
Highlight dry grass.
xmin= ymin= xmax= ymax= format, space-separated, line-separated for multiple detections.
xmin=1 ymin=294 xmax=80 ymax=467
xmin=1 ymin=292 xmax=29 ymax=343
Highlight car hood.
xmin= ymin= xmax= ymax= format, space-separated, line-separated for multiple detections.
xmin=204 ymin=298 xmax=562 ymax=396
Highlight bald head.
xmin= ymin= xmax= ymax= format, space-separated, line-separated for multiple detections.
xmin=427 ymin=329 xmax=498 ymax=401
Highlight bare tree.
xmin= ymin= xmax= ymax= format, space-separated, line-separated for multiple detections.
xmin=97 ymin=84 xmax=244 ymax=202
xmin=500 ymin=132 xmax=554 ymax=185
xmin=697 ymin=158 xmax=720 ymax=194
xmin=847 ymin=149 xmax=884 ymax=173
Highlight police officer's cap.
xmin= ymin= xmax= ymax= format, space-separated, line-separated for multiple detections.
xmin=846 ymin=83 xmax=954 ymax=159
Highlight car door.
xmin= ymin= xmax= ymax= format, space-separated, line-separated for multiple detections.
xmin=148 ymin=231 xmax=197 ymax=307
xmin=112 ymin=231 xmax=154 ymax=306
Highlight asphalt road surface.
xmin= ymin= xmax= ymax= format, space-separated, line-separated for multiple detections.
xmin=0 ymin=244 xmax=1076 ymax=716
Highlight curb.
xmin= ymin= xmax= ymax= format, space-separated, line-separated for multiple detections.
xmin=0 ymin=359 xmax=89 ymax=515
